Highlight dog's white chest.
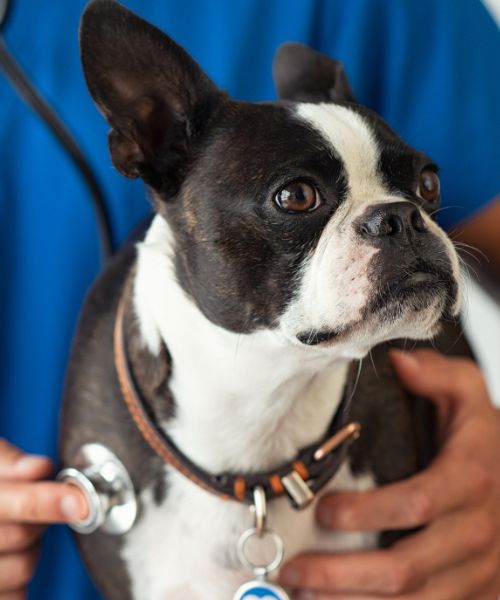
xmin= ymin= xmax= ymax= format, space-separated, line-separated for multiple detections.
xmin=121 ymin=464 xmax=376 ymax=600
xmin=123 ymin=218 xmax=378 ymax=599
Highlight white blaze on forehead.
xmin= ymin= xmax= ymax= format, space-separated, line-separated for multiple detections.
xmin=280 ymin=103 xmax=388 ymax=341
xmin=295 ymin=103 xmax=387 ymax=202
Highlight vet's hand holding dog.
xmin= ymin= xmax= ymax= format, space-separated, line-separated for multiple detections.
xmin=281 ymin=350 xmax=500 ymax=599
xmin=0 ymin=440 xmax=87 ymax=598
xmin=1 ymin=351 xmax=499 ymax=599
xmin=1 ymin=1 xmax=499 ymax=598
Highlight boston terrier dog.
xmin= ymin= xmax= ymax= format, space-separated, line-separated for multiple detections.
xmin=60 ymin=1 xmax=463 ymax=598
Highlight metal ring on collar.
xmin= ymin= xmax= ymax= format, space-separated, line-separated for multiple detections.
xmin=251 ymin=485 xmax=267 ymax=536
xmin=236 ymin=527 xmax=284 ymax=578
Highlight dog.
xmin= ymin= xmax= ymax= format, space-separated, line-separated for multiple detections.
xmin=60 ymin=1 xmax=465 ymax=598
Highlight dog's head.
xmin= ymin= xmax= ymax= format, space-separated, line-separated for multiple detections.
xmin=81 ymin=0 xmax=460 ymax=359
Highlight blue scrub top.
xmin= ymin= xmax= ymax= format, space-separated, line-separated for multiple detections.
xmin=0 ymin=1 xmax=499 ymax=598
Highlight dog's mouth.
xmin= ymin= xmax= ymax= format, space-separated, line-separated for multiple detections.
xmin=369 ymin=262 xmax=456 ymax=315
xmin=296 ymin=328 xmax=342 ymax=346
xmin=296 ymin=262 xmax=457 ymax=347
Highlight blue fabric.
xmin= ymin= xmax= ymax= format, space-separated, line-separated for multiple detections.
xmin=0 ymin=1 xmax=498 ymax=598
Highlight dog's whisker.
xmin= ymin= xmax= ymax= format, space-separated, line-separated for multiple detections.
xmin=427 ymin=205 xmax=461 ymax=219
xmin=454 ymin=241 xmax=489 ymax=263
xmin=368 ymin=349 xmax=379 ymax=378
xmin=458 ymin=254 xmax=480 ymax=282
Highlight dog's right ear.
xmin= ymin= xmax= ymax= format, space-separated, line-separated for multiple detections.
xmin=80 ymin=0 xmax=221 ymax=194
xmin=273 ymin=43 xmax=355 ymax=104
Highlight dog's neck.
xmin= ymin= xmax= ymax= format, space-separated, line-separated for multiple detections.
xmin=133 ymin=215 xmax=352 ymax=474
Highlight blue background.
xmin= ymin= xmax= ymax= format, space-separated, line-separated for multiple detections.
xmin=0 ymin=1 xmax=499 ymax=598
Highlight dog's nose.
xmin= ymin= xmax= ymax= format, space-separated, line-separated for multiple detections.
xmin=358 ymin=202 xmax=426 ymax=240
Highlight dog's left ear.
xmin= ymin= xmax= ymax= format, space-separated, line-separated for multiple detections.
xmin=273 ymin=43 xmax=355 ymax=104
xmin=80 ymin=0 xmax=222 ymax=194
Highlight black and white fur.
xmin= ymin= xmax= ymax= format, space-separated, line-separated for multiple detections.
xmin=61 ymin=2 xmax=463 ymax=598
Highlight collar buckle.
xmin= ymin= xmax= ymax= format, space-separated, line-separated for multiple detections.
xmin=281 ymin=470 xmax=315 ymax=509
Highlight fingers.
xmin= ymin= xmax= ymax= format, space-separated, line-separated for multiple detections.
xmin=318 ymin=390 xmax=494 ymax=534
xmin=285 ymin=351 xmax=500 ymax=599
xmin=0 ymin=481 xmax=88 ymax=524
xmin=0 ymin=442 xmax=68 ymax=597
xmin=320 ymin=456 xmax=488 ymax=532
xmin=404 ymin=550 xmax=499 ymax=600
xmin=388 ymin=350 xmax=490 ymax=413
xmin=0 ymin=525 xmax=44 ymax=553
xmin=0 ymin=593 xmax=25 ymax=600
xmin=284 ymin=548 xmax=499 ymax=600
xmin=391 ymin=507 xmax=497 ymax=586
xmin=0 ymin=440 xmax=52 ymax=482
xmin=0 ymin=547 xmax=39 ymax=595
xmin=317 ymin=449 xmax=488 ymax=532
xmin=281 ymin=508 xmax=496 ymax=596
xmin=280 ymin=551 xmax=412 ymax=595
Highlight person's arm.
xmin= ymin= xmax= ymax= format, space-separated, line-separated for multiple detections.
xmin=455 ymin=196 xmax=500 ymax=302
xmin=279 ymin=350 xmax=500 ymax=599
xmin=0 ymin=440 xmax=87 ymax=598
xmin=457 ymin=196 xmax=500 ymax=271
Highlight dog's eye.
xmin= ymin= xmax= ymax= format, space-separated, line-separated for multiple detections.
xmin=417 ymin=169 xmax=440 ymax=203
xmin=274 ymin=181 xmax=320 ymax=213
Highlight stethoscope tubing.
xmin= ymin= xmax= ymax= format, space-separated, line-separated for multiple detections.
xmin=0 ymin=0 xmax=114 ymax=264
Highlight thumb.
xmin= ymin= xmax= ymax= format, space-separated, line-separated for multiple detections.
xmin=0 ymin=439 xmax=53 ymax=481
xmin=388 ymin=349 xmax=489 ymax=423
xmin=389 ymin=349 xmax=484 ymax=400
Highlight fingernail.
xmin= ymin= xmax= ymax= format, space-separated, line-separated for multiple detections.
xmin=15 ymin=455 xmax=50 ymax=474
xmin=317 ymin=496 xmax=350 ymax=528
xmin=280 ymin=566 xmax=301 ymax=587
xmin=390 ymin=350 xmax=419 ymax=369
xmin=60 ymin=494 xmax=86 ymax=522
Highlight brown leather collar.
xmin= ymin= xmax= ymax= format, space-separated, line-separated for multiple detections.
xmin=114 ymin=294 xmax=361 ymax=509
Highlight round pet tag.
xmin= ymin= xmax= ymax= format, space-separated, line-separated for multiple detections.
xmin=233 ymin=579 xmax=291 ymax=600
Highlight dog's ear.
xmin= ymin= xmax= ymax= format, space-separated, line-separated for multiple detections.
xmin=80 ymin=0 xmax=221 ymax=194
xmin=273 ymin=43 xmax=355 ymax=104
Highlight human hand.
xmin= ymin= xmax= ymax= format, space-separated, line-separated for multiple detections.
xmin=0 ymin=439 xmax=88 ymax=599
xmin=279 ymin=349 xmax=500 ymax=599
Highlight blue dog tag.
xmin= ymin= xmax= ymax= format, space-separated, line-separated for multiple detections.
xmin=233 ymin=580 xmax=290 ymax=600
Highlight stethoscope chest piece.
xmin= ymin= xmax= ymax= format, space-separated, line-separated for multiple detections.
xmin=57 ymin=443 xmax=137 ymax=535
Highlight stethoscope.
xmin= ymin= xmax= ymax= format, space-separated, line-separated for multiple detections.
xmin=0 ymin=0 xmax=113 ymax=264
xmin=0 ymin=0 xmax=137 ymax=536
